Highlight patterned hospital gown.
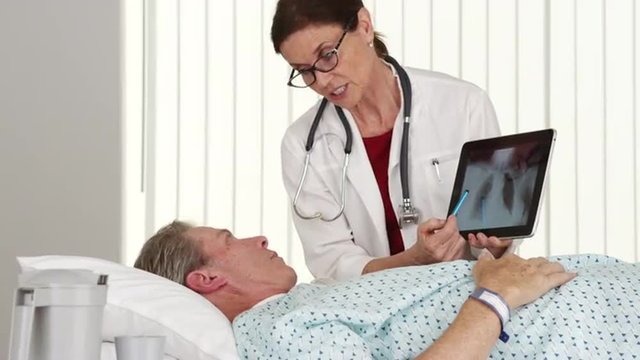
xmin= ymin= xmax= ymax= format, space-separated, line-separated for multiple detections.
xmin=233 ymin=255 xmax=640 ymax=359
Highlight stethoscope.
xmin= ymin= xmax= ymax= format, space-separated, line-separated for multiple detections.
xmin=292 ymin=55 xmax=420 ymax=227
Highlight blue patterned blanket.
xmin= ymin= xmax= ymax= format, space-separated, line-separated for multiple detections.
xmin=233 ymin=255 xmax=640 ymax=359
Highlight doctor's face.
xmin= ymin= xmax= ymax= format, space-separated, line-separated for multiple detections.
xmin=186 ymin=226 xmax=297 ymax=293
xmin=279 ymin=11 xmax=378 ymax=109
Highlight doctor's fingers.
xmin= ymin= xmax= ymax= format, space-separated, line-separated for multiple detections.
xmin=428 ymin=223 xmax=461 ymax=247
xmin=420 ymin=229 xmax=463 ymax=252
xmin=445 ymin=237 xmax=468 ymax=259
xmin=433 ymin=229 xmax=465 ymax=252
xmin=432 ymin=215 xmax=460 ymax=241
xmin=422 ymin=236 xmax=465 ymax=262
xmin=418 ymin=218 xmax=447 ymax=235
xmin=476 ymin=233 xmax=512 ymax=249
xmin=467 ymin=233 xmax=510 ymax=250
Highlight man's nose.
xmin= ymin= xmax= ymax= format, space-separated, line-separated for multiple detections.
xmin=245 ymin=235 xmax=268 ymax=248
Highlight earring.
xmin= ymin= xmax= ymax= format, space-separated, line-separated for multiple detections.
xmin=369 ymin=42 xmax=374 ymax=48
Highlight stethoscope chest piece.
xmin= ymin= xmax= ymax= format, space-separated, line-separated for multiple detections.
xmin=399 ymin=199 xmax=420 ymax=228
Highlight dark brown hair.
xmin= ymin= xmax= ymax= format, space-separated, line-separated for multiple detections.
xmin=270 ymin=0 xmax=388 ymax=58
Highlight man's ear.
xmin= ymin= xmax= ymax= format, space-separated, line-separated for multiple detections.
xmin=185 ymin=268 xmax=228 ymax=295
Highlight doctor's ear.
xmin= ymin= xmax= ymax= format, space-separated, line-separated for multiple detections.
xmin=185 ymin=269 xmax=227 ymax=295
xmin=355 ymin=7 xmax=375 ymax=39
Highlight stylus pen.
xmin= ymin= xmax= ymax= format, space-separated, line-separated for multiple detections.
xmin=452 ymin=189 xmax=470 ymax=216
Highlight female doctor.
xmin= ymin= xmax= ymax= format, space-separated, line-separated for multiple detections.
xmin=271 ymin=0 xmax=520 ymax=281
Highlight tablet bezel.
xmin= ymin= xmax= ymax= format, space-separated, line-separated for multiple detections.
xmin=447 ymin=129 xmax=556 ymax=239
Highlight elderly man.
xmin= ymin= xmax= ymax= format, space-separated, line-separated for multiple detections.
xmin=135 ymin=221 xmax=640 ymax=359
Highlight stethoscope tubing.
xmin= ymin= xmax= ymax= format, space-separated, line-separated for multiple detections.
xmin=293 ymin=55 xmax=414 ymax=223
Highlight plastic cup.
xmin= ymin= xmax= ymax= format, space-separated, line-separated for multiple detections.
xmin=115 ymin=335 xmax=165 ymax=360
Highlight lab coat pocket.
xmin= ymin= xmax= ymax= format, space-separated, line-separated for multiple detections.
xmin=420 ymin=150 xmax=460 ymax=216
xmin=424 ymin=151 xmax=459 ymax=184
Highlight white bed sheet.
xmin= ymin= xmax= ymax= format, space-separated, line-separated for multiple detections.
xmin=101 ymin=342 xmax=178 ymax=360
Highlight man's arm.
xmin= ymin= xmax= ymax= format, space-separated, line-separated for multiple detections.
xmin=416 ymin=299 xmax=501 ymax=360
xmin=416 ymin=251 xmax=577 ymax=359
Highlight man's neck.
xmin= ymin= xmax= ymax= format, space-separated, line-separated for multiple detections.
xmin=218 ymin=296 xmax=254 ymax=322
xmin=210 ymin=288 xmax=288 ymax=322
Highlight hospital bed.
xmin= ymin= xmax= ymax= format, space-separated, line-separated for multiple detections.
xmin=18 ymin=254 xmax=640 ymax=359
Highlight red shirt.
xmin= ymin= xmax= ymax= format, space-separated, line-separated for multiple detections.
xmin=362 ymin=130 xmax=405 ymax=255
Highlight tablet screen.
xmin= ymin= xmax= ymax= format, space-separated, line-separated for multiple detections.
xmin=447 ymin=129 xmax=556 ymax=239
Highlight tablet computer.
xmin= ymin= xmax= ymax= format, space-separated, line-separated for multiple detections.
xmin=447 ymin=129 xmax=556 ymax=239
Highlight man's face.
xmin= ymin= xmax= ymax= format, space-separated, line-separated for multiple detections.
xmin=186 ymin=226 xmax=297 ymax=293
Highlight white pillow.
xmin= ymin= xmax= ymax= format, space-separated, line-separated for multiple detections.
xmin=17 ymin=256 xmax=240 ymax=360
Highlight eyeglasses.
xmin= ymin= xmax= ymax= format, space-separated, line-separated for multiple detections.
xmin=287 ymin=27 xmax=350 ymax=88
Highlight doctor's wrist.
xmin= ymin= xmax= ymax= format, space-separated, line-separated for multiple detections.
xmin=404 ymin=244 xmax=445 ymax=266
xmin=404 ymin=245 xmax=425 ymax=266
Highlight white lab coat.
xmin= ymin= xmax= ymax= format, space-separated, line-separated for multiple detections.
xmin=281 ymin=66 xmax=518 ymax=281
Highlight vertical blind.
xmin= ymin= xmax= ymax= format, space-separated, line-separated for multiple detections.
xmin=124 ymin=0 xmax=640 ymax=282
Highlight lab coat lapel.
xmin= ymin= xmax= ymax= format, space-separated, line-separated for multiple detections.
xmin=388 ymin=113 xmax=404 ymax=178
xmin=388 ymin=70 xmax=407 ymax=173
xmin=387 ymin=114 xmax=404 ymax=220
xmin=388 ymin=69 xmax=408 ymax=222
xmin=341 ymin=110 xmax=388 ymax=245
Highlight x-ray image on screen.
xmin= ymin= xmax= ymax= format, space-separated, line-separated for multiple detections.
xmin=455 ymin=141 xmax=543 ymax=231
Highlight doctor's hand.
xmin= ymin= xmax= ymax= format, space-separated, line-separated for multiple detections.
xmin=468 ymin=233 xmax=512 ymax=259
xmin=408 ymin=215 xmax=469 ymax=265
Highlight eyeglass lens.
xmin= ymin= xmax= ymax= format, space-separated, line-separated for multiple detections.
xmin=289 ymin=50 xmax=339 ymax=88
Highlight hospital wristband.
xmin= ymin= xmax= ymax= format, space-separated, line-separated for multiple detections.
xmin=469 ymin=287 xmax=510 ymax=343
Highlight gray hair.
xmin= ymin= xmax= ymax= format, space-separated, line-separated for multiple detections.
xmin=134 ymin=220 xmax=207 ymax=285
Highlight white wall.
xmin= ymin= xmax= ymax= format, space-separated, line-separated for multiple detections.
xmin=136 ymin=0 xmax=640 ymax=286
xmin=0 ymin=0 xmax=123 ymax=356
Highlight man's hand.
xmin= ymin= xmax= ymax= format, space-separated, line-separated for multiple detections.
xmin=468 ymin=233 xmax=512 ymax=258
xmin=472 ymin=251 xmax=577 ymax=309
xmin=415 ymin=251 xmax=576 ymax=359
xmin=408 ymin=216 xmax=469 ymax=265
